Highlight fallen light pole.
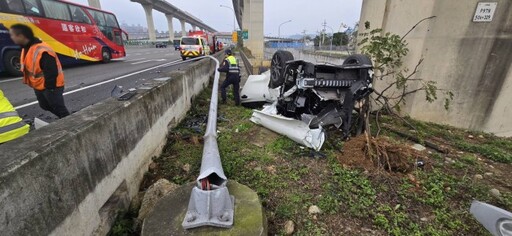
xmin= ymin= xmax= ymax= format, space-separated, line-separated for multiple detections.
xmin=182 ymin=55 xmax=235 ymax=229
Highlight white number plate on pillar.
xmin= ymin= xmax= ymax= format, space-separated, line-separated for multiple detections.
xmin=473 ymin=2 xmax=498 ymax=22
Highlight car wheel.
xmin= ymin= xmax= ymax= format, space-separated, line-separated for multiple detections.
xmin=2 ymin=50 xmax=22 ymax=76
xmin=102 ymin=48 xmax=111 ymax=63
xmin=343 ymin=54 xmax=372 ymax=66
xmin=269 ymin=50 xmax=294 ymax=89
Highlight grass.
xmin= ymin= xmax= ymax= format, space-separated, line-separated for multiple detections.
xmin=112 ymin=82 xmax=512 ymax=235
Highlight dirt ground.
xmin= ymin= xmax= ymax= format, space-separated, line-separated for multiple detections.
xmin=110 ymin=84 xmax=512 ymax=236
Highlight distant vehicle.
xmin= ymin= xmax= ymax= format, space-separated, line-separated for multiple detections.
xmin=173 ymin=39 xmax=180 ymax=50
xmin=0 ymin=0 xmax=128 ymax=76
xmin=155 ymin=42 xmax=167 ymax=48
xmin=188 ymin=30 xmax=217 ymax=54
xmin=179 ymin=36 xmax=209 ymax=61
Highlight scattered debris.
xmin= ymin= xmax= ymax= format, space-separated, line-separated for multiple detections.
xmin=416 ymin=160 xmax=425 ymax=168
xmin=484 ymin=172 xmax=493 ymax=176
xmin=182 ymin=163 xmax=191 ymax=173
xmin=284 ymin=220 xmax=295 ymax=235
xmin=473 ymin=174 xmax=483 ymax=180
xmin=411 ymin=143 xmax=426 ymax=152
xmin=308 ymin=205 xmax=322 ymax=215
xmin=366 ymin=137 xmax=419 ymax=173
xmin=251 ymin=103 xmax=325 ymax=151
xmin=489 ymin=188 xmax=501 ymax=198
xmin=34 ymin=118 xmax=49 ymax=130
xmin=468 ymin=135 xmax=474 ymax=139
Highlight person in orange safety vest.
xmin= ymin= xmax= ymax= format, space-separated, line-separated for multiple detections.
xmin=9 ymin=24 xmax=70 ymax=119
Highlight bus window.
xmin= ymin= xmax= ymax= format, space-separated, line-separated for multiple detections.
xmin=104 ymin=13 xmax=119 ymax=28
xmin=87 ymin=9 xmax=106 ymax=26
xmin=22 ymin=0 xmax=42 ymax=16
xmin=69 ymin=5 xmax=91 ymax=24
xmin=41 ymin=0 xmax=71 ymax=21
xmin=6 ymin=0 xmax=25 ymax=13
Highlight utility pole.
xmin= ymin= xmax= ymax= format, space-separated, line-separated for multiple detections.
xmin=302 ymin=30 xmax=306 ymax=49
xmin=322 ymin=20 xmax=327 ymax=48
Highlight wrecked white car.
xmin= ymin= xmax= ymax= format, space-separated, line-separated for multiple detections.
xmin=246 ymin=50 xmax=374 ymax=150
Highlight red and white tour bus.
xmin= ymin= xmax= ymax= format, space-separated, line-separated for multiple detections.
xmin=0 ymin=0 xmax=127 ymax=76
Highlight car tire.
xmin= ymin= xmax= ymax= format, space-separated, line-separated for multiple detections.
xmin=269 ymin=50 xmax=294 ymax=89
xmin=101 ymin=48 xmax=111 ymax=63
xmin=343 ymin=54 xmax=372 ymax=66
xmin=2 ymin=50 xmax=22 ymax=76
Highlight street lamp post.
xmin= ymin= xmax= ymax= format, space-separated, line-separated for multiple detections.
xmin=278 ymin=20 xmax=292 ymax=48
xmin=324 ymin=25 xmax=334 ymax=51
xmin=220 ymin=5 xmax=236 ymax=32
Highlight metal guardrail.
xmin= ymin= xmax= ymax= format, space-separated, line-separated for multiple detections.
xmin=239 ymin=49 xmax=254 ymax=75
xmin=181 ymin=55 xmax=235 ymax=229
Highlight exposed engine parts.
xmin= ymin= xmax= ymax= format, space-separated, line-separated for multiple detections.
xmin=269 ymin=50 xmax=374 ymax=139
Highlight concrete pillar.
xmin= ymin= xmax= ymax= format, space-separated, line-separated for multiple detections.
xmin=166 ymin=15 xmax=174 ymax=41
xmin=142 ymin=4 xmax=156 ymax=41
xmin=242 ymin=0 xmax=251 ymax=46
xmin=246 ymin=0 xmax=264 ymax=59
xmin=180 ymin=19 xmax=186 ymax=37
xmin=192 ymin=25 xmax=197 ymax=31
xmin=87 ymin=0 xmax=101 ymax=9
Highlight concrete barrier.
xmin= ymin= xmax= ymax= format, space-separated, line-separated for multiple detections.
xmin=0 ymin=52 xmax=224 ymax=236
xmin=264 ymin=48 xmax=346 ymax=65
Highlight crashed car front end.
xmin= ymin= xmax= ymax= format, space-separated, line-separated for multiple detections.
xmin=246 ymin=50 xmax=374 ymax=150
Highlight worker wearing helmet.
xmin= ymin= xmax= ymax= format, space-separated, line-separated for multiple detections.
xmin=0 ymin=90 xmax=30 ymax=144
xmin=217 ymin=49 xmax=241 ymax=105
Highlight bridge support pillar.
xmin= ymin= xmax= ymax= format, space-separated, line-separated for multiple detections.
xmin=180 ymin=19 xmax=186 ymax=37
xmin=142 ymin=4 xmax=156 ymax=41
xmin=166 ymin=15 xmax=174 ymax=41
xmin=244 ymin=0 xmax=264 ymax=59
xmin=192 ymin=25 xmax=197 ymax=31
xmin=87 ymin=0 xmax=101 ymax=9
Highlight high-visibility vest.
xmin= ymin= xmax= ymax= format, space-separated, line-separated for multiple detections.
xmin=226 ymin=55 xmax=240 ymax=74
xmin=0 ymin=90 xmax=29 ymax=144
xmin=20 ymin=42 xmax=65 ymax=91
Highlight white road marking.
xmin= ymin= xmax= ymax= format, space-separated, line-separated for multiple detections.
xmin=131 ymin=59 xmax=166 ymax=65
xmin=125 ymin=58 xmax=147 ymax=62
xmin=15 ymin=59 xmax=181 ymax=109
xmin=0 ymin=77 xmax=22 ymax=83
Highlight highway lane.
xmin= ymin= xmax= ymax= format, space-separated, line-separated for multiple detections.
xmin=0 ymin=47 xmax=188 ymax=123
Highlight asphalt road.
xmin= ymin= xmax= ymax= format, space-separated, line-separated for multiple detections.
xmin=0 ymin=47 xmax=188 ymax=123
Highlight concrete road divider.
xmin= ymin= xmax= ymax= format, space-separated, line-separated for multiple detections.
xmin=0 ymin=52 xmax=224 ymax=235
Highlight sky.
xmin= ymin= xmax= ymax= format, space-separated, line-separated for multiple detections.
xmin=70 ymin=0 xmax=363 ymax=36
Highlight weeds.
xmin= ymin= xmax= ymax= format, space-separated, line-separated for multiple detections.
xmin=129 ymin=83 xmax=511 ymax=235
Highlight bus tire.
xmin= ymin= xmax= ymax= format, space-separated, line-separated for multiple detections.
xmin=3 ymin=50 xmax=22 ymax=76
xmin=101 ymin=48 xmax=111 ymax=63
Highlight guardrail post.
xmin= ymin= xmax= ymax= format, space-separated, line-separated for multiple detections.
xmin=182 ymin=56 xmax=235 ymax=229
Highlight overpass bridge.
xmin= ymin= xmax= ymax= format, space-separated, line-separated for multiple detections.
xmin=88 ymin=0 xmax=217 ymax=42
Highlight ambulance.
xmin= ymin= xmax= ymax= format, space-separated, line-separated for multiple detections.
xmin=179 ymin=36 xmax=209 ymax=60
